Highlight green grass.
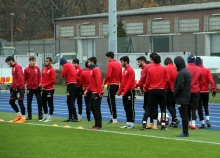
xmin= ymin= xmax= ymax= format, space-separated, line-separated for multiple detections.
xmin=54 ymin=85 xmax=220 ymax=103
xmin=1 ymin=112 xmax=220 ymax=158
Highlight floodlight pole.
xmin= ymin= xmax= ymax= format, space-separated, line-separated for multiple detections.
xmin=108 ymin=0 xmax=117 ymax=53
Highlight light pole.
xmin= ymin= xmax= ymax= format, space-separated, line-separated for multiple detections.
xmin=10 ymin=13 xmax=14 ymax=47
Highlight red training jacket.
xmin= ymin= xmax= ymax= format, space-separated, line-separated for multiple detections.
xmin=118 ymin=65 xmax=135 ymax=96
xmin=61 ymin=62 xmax=77 ymax=84
xmin=144 ymin=64 xmax=170 ymax=91
xmin=104 ymin=59 xmax=122 ymax=85
xmin=186 ymin=63 xmax=203 ymax=93
xmin=40 ymin=65 xmax=56 ymax=90
xmin=11 ymin=62 xmax=25 ymax=90
xmin=75 ymin=66 xmax=83 ymax=87
xmin=24 ymin=65 xmax=41 ymax=89
xmin=165 ymin=63 xmax=178 ymax=91
xmin=86 ymin=66 xmax=103 ymax=95
xmin=79 ymin=68 xmax=91 ymax=89
xmin=198 ymin=65 xmax=216 ymax=93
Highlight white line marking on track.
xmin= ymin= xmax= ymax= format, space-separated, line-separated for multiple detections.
xmin=2 ymin=121 xmax=220 ymax=145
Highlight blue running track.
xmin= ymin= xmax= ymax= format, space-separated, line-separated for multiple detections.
xmin=1 ymin=92 xmax=220 ymax=130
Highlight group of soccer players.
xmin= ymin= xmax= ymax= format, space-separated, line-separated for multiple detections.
xmin=5 ymin=52 xmax=216 ymax=136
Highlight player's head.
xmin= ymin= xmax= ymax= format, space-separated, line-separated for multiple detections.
xmin=164 ymin=57 xmax=173 ymax=66
xmin=72 ymin=58 xmax=79 ymax=67
xmin=120 ymin=56 xmax=129 ymax=68
xmin=106 ymin=51 xmax=114 ymax=61
xmin=45 ymin=57 xmax=52 ymax=67
xmin=5 ymin=56 xmax=15 ymax=67
xmin=88 ymin=57 xmax=97 ymax=66
xmin=29 ymin=56 xmax=36 ymax=66
xmin=136 ymin=56 xmax=147 ymax=68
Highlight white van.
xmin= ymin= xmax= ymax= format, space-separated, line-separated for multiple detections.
xmin=52 ymin=52 xmax=77 ymax=70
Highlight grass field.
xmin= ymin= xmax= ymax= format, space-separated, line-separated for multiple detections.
xmin=1 ymin=112 xmax=220 ymax=158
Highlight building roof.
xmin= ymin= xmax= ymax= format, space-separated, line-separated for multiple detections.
xmin=54 ymin=2 xmax=220 ymax=21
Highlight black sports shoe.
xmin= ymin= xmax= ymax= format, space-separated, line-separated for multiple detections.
xmin=26 ymin=117 xmax=32 ymax=120
xmin=199 ymin=124 xmax=205 ymax=129
xmin=169 ymin=122 xmax=175 ymax=127
xmin=63 ymin=119 xmax=72 ymax=122
xmin=38 ymin=115 xmax=43 ymax=120
xmin=161 ymin=125 xmax=169 ymax=130
xmin=108 ymin=119 xmax=113 ymax=124
xmin=174 ymin=118 xmax=180 ymax=128
xmin=140 ymin=123 xmax=146 ymax=130
xmin=71 ymin=119 xmax=79 ymax=122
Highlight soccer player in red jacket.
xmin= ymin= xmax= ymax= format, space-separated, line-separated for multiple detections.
xmin=80 ymin=61 xmax=92 ymax=121
xmin=72 ymin=58 xmax=84 ymax=121
xmin=186 ymin=55 xmax=203 ymax=129
xmin=196 ymin=57 xmax=216 ymax=128
xmin=84 ymin=57 xmax=103 ymax=130
xmin=164 ymin=57 xmax=180 ymax=128
xmin=141 ymin=55 xmax=170 ymax=130
xmin=104 ymin=51 xmax=122 ymax=124
xmin=60 ymin=58 xmax=79 ymax=122
xmin=39 ymin=57 xmax=56 ymax=122
xmin=5 ymin=56 xmax=26 ymax=123
xmin=118 ymin=56 xmax=136 ymax=129
xmin=24 ymin=56 xmax=42 ymax=120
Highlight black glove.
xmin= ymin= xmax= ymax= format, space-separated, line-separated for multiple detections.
xmin=212 ymin=91 xmax=216 ymax=97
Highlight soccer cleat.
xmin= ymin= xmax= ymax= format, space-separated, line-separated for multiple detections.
xmin=12 ymin=115 xmax=22 ymax=122
xmin=146 ymin=124 xmax=154 ymax=129
xmin=91 ymin=126 xmax=102 ymax=130
xmin=151 ymin=126 xmax=158 ymax=130
xmin=140 ymin=123 xmax=146 ymax=130
xmin=108 ymin=119 xmax=113 ymax=124
xmin=174 ymin=119 xmax=180 ymax=128
xmin=190 ymin=125 xmax=197 ymax=130
xmin=169 ymin=122 xmax=175 ymax=127
xmin=188 ymin=125 xmax=193 ymax=129
xmin=15 ymin=119 xmax=26 ymax=123
xmin=161 ymin=125 xmax=169 ymax=130
xmin=63 ymin=119 xmax=72 ymax=122
xmin=206 ymin=120 xmax=211 ymax=128
xmin=127 ymin=125 xmax=134 ymax=129
xmin=38 ymin=115 xmax=43 ymax=120
xmin=120 ymin=125 xmax=129 ymax=128
xmin=90 ymin=125 xmax=96 ymax=129
xmin=43 ymin=118 xmax=52 ymax=122
xmin=26 ymin=117 xmax=32 ymax=120
xmin=198 ymin=124 xmax=205 ymax=129
xmin=39 ymin=117 xmax=47 ymax=122
xmin=71 ymin=119 xmax=79 ymax=122
xmin=177 ymin=132 xmax=189 ymax=137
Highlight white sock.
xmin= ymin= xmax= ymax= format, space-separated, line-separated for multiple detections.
xmin=153 ymin=119 xmax=157 ymax=127
xmin=48 ymin=115 xmax=52 ymax=119
xmin=206 ymin=116 xmax=210 ymax=121
xmin=113 ymin=119 xmax=117 ymax=122
xmin=44 ymin=114 xmax=48 ymax=118
xmin=201 ymin=120 xmax=205 ymax=124
xmin=17 ymin=112 xmax=21 ymax=115
xmin=143 ymin=121 xmax=146 ymax=124
xmin=192 ymin=120 xmax=196 ymax=126
xmin=22 ymin=115 xmax=25 ymax=119
xmin=147 ymin=117 xmax=150 ymax=125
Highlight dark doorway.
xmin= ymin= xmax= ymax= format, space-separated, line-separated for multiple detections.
xmin=153 ymin=36 xmax=169 ymax=52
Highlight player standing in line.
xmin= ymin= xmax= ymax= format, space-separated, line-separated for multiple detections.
xmin=164 ymin=57 xmax=180 ymax=128
xmin=141 ymin=55 xmax=170 ymax=130
xmin=80 ymin=61 xmax=92 ymax=121
xmin=118 ymin=56 xmax=136 ymax=129
xmin=5 ymin=56 xmax=26 ymax=123
xmin=24 ymin=56 xmax=42 ymax=120
xmin=72 ymin=59 xmax=84 ymax=121
xmin=103 ymin=51 xmax=122 ymax=124
xmin=84 ymin=57 xmax=103 ymax=130
xmin=174 ymin=56 xmax=191 ymax=137
xmin=39 ymin=57 xmax=56 ymax=122
xmin=186 ymin=55 xmax=203 ymax=129
xmin=60 ymin=57 xmax=79 ymax=122
xmin=195 ymin=57 xmax=216 ymax=128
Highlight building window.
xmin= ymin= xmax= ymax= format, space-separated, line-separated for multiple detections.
xmin=179 ymin=19 xmax=199 ymax=32
xmin=152 ymin=20 xmax=170 ymax=34
xmin=209 ymin=17 xmax=220 ymax=31
xmin=125 ymin=22 xmax=143 ymax=34
xmin=59 ymin=26 xmax=74 ymax=37
xmin=79 ymin=25 xmax=95 ymax=37
xmin=102 ymin=24 xmax=109 ymax=35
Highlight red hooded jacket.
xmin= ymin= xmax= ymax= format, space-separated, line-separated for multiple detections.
xmin=75 ymin=66 xmax=83 ymax=87
xmin=144 ymin=64 xmax=170 ymax=91
xmin=165 ymin=63 xmax=178 ymax=91
xmin=61 ymin=62 xmax=77 ymax=84
xmin=11 ymin=62 xmax=25 ymax=90
xmin=24 ymin=65 xmax=41 ymax=89
xmin=198 ymin=65 xmax=216 ymax=93
xmin=86 ymin=65 xmax=103 ymax=95
xmin=186 ymin=63 xmax=203 ymax=93
xmin=118 ymin=65 xmax=135 ymax=96
xmin=41 ymin=65 xmax=56 ymax=90
xmin=80 ymin=68 xmax=91 ymax=89
xmin=104 ymin=59 xmax=122 ymax=85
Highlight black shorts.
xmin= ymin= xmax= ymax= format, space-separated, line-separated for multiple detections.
xmin=10 ymin=89 xmax=25 ymax=100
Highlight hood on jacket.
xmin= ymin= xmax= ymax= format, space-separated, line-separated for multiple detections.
xmin=174 ymin=56 xmax=186 ymax=71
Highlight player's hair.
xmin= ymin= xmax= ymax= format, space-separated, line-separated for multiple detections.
xmin=120 ymin=56 xmax=129 ymax=64
xmin=5 ymin=56 xmax=15 ymax=62
xmin=88 ymin=57 xmax=97 ymax=64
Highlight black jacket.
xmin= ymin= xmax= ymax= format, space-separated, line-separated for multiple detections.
xmin=174 ymin=56 xmax=191 ymax=105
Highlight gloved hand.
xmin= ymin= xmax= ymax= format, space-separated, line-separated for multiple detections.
xmin=212 ymin=91 xmax=216 ymax=97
